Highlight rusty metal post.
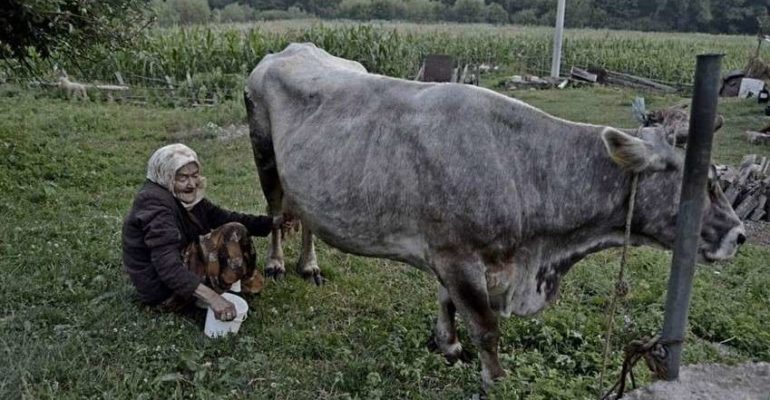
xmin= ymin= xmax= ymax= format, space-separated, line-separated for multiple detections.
xmin=660 ymin=54 xmax=723 ymax=380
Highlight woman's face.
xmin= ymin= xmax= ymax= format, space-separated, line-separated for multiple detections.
xmin=174 ymin=162 xmax=201 ymax=203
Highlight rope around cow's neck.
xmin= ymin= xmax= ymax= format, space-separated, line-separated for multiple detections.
xmin=597 ymin=172 xmax=639 ymax=396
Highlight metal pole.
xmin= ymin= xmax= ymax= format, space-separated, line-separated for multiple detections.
xmin=660 ymin=54 xmax=723 ymax=380
xmin=550 ymin=0 xmax=566 ymax=78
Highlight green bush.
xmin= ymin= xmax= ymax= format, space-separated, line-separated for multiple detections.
xmin=338 ymin=0 xmax=372 ymax=20
xmin=485 ymin=2 xmax=509 ymax=24
xmin=219 ymin=3 xmax=255 ymax=22
xmin=451 ymin=0 xmax=484 ymax=22
xmin=255 ymin=7 xmax=315 ymax=21
xmin=153 ymin=0 xmax=211 ymax=26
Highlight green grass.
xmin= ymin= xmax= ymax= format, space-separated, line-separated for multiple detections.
xmin=0 ymin=84 xmax=768 ymax=399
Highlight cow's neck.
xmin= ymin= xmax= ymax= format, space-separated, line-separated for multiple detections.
xmin=499 ymin=119 xmax=643 ymax=316
xmin=508 ymin=118 xmax=633 ymax=237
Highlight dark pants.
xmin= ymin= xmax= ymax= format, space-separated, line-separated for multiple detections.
xmin=159 ymin=222 xmax=264 ymax=312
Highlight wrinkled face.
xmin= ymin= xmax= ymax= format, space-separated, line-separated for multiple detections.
xmin=602 ymin=126 xmax=745 ymax=262
xmin=174 ymin=162 xmax=201 ymax=203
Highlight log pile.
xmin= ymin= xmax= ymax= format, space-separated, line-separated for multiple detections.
xmin=574 ymin=67 xmax=679 ymax=93
xmin=716 ymin=155 xmax=770 ymax=222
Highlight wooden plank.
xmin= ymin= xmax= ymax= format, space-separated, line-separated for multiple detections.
xmin=606 ymin=70 xmax=677 ymax=92
xmin=570 ymin=66 xmax=597 ymax=82
xmin=735 ymin=191 xmax=761 ymax=220
xmin=458 ymin=64 xmax=469 ymax=84
xmin=414 ymin=64 xmax=424 ymax=81
xmin=750 ymin=209 xmax=767 ymax=221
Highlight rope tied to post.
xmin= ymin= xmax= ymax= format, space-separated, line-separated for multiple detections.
xmin=599 ymin=335 xmax=683 ymax=400
xmin=598 ymin=172 xmax=639 ymax=394
xmin=596 ymin=171 xmax=681 ymax=399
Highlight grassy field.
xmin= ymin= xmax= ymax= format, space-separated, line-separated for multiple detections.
xmin=0 ymin=81 xmax=768 ymax=400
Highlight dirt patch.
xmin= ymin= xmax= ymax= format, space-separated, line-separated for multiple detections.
xmin=745 ymin=220 xmax=770 ymax=246
xmin=624 ymin=362 xmax=770 ymax=400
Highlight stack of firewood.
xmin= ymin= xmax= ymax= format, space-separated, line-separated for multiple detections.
xmin=716 ymin=155 xmax=770 ymax=222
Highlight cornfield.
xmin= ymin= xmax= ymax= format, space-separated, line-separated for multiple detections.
xmin=9 ymin=20 xmax=770 ymax=100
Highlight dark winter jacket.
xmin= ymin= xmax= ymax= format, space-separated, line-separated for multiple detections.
xmin=122 ymin=180 xmax=272 ymax=304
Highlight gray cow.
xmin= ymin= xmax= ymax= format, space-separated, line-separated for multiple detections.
xmin=245 ymin=43 xmax=745 ymax=387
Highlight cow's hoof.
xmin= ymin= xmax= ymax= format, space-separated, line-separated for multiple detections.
xmin=300 ymin=270 xmax=324 ymax=286
xmin=470 ymin=393 xmax=488 ymax=400
xmin=444 ymin=346 xmax=474 ymax=365
xmin=296 ymin=260 xmax=322 ymax=285
xmin=426 ymin=333 xmax=472 ymax=364
xmin=265 ymin=259 xmax=286 ymax=280
xmin=265 ymin=267 xmax=285 ymax=280
xmin=426 ymin=334 xmax=439 ymax=352
xmin=481 ymin=368 xmax=507 ymax=393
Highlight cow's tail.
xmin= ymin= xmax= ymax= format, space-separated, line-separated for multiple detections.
xmin=244 ymin=89 xmax=282 ymax=217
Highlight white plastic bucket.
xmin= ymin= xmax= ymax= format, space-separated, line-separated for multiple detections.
xmin=204 ymin=293 xmax=248 ymax=338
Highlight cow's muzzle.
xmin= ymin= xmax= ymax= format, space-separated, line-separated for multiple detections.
xmin=702 ymin=225 xmax=746 ymax=262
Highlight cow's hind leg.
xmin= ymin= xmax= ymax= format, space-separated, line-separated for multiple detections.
xmin=246 ymin=91 xmax=285 ymax=279
xmin=441 ymin=262 xmax=506 ymax=390
xmin=296 ymin=224 xmax=323 ymax=285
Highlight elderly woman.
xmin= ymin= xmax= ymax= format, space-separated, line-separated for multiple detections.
xmin=122 ymin=143 xmax=281 ymax=321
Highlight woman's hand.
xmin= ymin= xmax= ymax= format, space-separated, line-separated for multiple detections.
xmin=193 ymin=284 xmax=236 ymax=321
xmin=209 ymin=294 xmax=237 ymax=321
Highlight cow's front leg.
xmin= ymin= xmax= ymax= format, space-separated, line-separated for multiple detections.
xmin=444 ymin=266 xmax=506 ymax=390
xmin=430 ymin=284 xmax=470 ymax=363
xmin=265 ymin=225 xmax=285 ymax=279
xmin=295 ymin=224 xmax=322 ymax=285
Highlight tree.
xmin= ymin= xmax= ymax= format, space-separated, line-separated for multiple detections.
xmin=452 ymin=0 xmax=484 ymax=22
xmin=219 ymin=2 xmax=254 ymax=22
xmin=403 ymin=0 xmax=442 ymax=22
xmin=175 ymin=0 xmax=211 ymax=24
xmin=0 ymin=0 xmax=151 ymax=69
xmin=338 ymin=0 xmax=371 ymax=19
xmin=484 ymin=2 xmax=509 ymax=24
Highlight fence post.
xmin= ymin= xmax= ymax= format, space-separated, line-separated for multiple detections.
xmin=186 ymin=71 xmax=197 ymax=105
xmin=114 ymin=71 xmax=126 ymax=102
xmin=660 ymin=53 xmax=723 ymax=380
xmin=550 ymin=0 xmax=566 ymax=78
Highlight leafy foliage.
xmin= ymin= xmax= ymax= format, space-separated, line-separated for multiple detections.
xmin=180 ymin=0 xmax=770 ymax=33
xmin=0 ymin=0 xmax=150 ymax=68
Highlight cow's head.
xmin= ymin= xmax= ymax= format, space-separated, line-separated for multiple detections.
xmin=601 ymin=126 xmax=745 ymax=262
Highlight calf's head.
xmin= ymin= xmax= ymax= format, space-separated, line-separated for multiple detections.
xmin=601 ymin=126 xmax=745 ymax=261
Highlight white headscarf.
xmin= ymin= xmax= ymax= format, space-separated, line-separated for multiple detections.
xmin=146 ymin=143 xmax=206 ymax=209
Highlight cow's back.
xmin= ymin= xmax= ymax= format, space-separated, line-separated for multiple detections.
xmin=245 ymin=43 xmax=617 ymax=268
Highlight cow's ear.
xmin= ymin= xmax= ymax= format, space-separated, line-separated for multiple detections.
xmin=601 ymin=127 xmax=670 ymax=172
